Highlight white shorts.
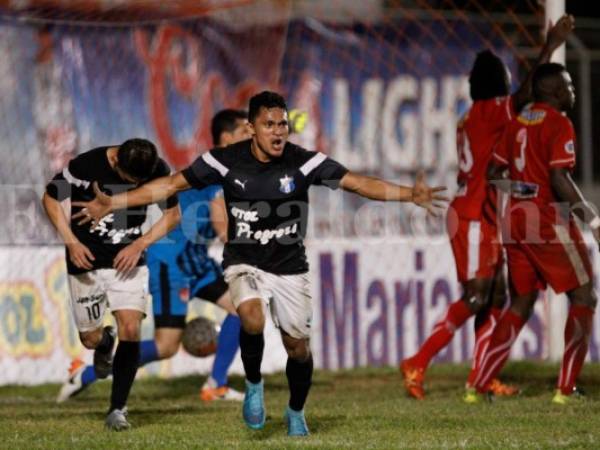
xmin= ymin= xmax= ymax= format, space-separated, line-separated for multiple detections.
xmin=224 ymin=264 xmax=312 ymax=339
xmin=67 ymin=267 xmax=148 ymax=332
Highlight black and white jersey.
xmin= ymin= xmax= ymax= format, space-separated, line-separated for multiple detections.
xmin=182 ymin=140 xmax=348 ymax=274
xmin=46 ymin=146 xmax=178 ymax=275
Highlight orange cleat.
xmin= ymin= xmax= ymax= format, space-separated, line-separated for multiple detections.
xmin=200 ymin=377 xmax=244 ymax=402
xmin=400 ymin=359 xmax=426 ymax=400
xmin=488 ymin=378 xmax=520 ymax=396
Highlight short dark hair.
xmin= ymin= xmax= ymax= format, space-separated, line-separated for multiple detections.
xmin=469 ymin=50 xmax=510 ymax=100
xmin=211 ymin=109 xmax=248 ymax=146
xmin=532 ymin=62 xmax=566 ymax=101
xmin=248 ymin=91 xmax=287 ymax=122
xmin=117 ymin=138 xmax=159 ymax=181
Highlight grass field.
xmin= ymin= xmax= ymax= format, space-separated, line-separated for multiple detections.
xmin=1 ymin=362 xmax=600 ymax=449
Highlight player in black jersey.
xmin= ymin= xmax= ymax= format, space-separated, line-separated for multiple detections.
xmin=74 ymin=92 xmax=447 ymax=436
xmin=43 ymin=139 xmax=180 ymax=431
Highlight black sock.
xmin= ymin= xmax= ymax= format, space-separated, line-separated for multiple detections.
xmin=96 ymin=327 xmax=114 ymax=354
xmin=286 ymin=355 xmax=313 ymax=412
xmin=239 ymin=329 xmax=264 ymax=384
xmin=109 ymin=340 xmax=140 ymax=412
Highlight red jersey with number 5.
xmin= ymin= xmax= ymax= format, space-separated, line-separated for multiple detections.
xmin=452 ymin=96 xmax=514 ymax=219
xmin=492 ymin=102 xmax=576 ymax=215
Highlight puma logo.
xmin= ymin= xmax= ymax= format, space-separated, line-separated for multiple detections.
xmin=234 ymin=179 xmax=247 ymax=190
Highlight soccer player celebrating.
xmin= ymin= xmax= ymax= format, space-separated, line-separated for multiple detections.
xmin=467 ymin=63 xmax=598 ymax=403
xmin=43 ymin=139 xmax=180 ymax=430
xmin=400 ymin=15 xmax=575 ymax=400
xmin=56 ymin=110 xmax=250 ymax=405
xmin=73 ymin=91 xmax=447 ymax=436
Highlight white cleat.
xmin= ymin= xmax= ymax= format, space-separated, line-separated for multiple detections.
xmin=200 ymin=377 xmax=245 ymax=402
xmin=105 ymin=408 xmax=131 ymax=431
xmin=56 ymin=359 xmax=88 ymax=404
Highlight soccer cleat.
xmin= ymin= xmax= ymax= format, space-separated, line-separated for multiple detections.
xmin=56 ymin=359 xmax=88 ymax=403
xmin=463 ymin=387 xmax=493 ymax=404
xmin=552 ymin=388 xmax=585 ymax=405
xmin=400 ymin=359 xmax=425 ymax=400
xmin=488 ymin=378 xmax=520 ymax=397
xmin=285 ymin=406 xmax=309 ymax=436
xmin=105 ymin=408 xmax=131 ymax=431
xmin=200 ymin=377 xmax=244 ymax=402
xmin=243 ymin=379 xmax=265 ymax=430
xmin=94 ymin=326 xmax=116 ymax=379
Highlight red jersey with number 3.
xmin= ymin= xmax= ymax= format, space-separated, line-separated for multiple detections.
xmin=493 ymin=102 xmax=576 ymax=217
xmin=452 ymin=96 xmax=514 ymax=219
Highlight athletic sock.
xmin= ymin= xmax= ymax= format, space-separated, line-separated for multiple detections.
xmin=467 ymin=307 xmax=503 ymax=386
xmin=557 ymin=305 xmax=594 ymax=395
xmin=410 ymin=300 xmax=472 ymax=369
xmin=81 ymin=365 xmax=97 ymax=386
xmin=211 ymin=315 xmax=241 ymax=387
xmin=286 ymin=355 xmax=313 ymax=411
xmin=139 ymin=340 xmax=160 ymax=366
xmin=96 ymin=327 xmax=114 ymax=354
xmin=239 ymin=329 xmax=264 ymax=384
xmin=473 ymin=310 xmax=525 ymax=392
xmin=109 ymin=340 xmax=140 ymax=412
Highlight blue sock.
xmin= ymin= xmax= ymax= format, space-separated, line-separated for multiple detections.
xmin=81 ymin=365 xmax=97 ymax=386
xmin=139 ymin=340 xmax=160 ymax=366
xmin=211 ymin=315 xmax=241 ymax=387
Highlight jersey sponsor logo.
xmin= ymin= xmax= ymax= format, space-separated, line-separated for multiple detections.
xmin=279 ymin=174 xmax=295 ymax=194
xmin=234 ymin=178 xmax=247 ymax=190
xmin=564 ymin=140 xmax=575 ymax=154
xmin=74 ymin=293 xmax=105 ymax=305
xmin=516 ymin=108 xmax=546 ymax=125
xmin=236 ymin=221 xmax=299 ymax=245
xmin=511 ymin=181 xmax=539 ymax=199
xmin=89 ymin=213 xmax=142 ymax=244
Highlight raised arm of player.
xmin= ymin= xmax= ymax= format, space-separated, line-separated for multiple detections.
xmin=550 ymin=168 xmax=600 ymax=248
xmin=339 ymin=171 xmax=448 ymax=215
xmin=512 ymin=14 xmax=575 ymax=112
xmin=73 ymin=172 xmax=190 ymax=224
xmin=42 ymin=192 xmax=95 ymax=270
xmin=113 ymin=205 xmax=181 ymax=273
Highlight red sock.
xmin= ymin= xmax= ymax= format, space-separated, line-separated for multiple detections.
xmin=467 ymin=307 xmax=503 ymax=386
xmin=557 ymin=305 xmax=594 ymax=395
xmin=410 ymin=300 xmax=472 ymax=369
xmin=473 ymin=309 xmax=525 ymax=392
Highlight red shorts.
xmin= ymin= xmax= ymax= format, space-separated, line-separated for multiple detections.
xmin=447 ymin=212 xmax=502 ymax=283
xmin=504 ymin=217 xmax=592 ymax=296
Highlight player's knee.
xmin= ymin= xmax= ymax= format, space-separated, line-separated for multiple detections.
xmin=118 ymin=321 xmax=141 ymax=341
xmin=156 ymin=340 xmax=180 ymax=359
xmin=79 ymin=329 xmax=102 ymax=349
xmin=238 ymin=301 xmax=265 ymax=334
xmin=570 ymin=284 xmax=597 ymax=309
xmin=284 ymin=338 xmax=310 ymax=361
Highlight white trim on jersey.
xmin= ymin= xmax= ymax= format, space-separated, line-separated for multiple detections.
xmin=492 ymin=152 xmax=508 ymax=164
xmin=62 ymin=167 xmax=90 ymax=190
xmin=467 ymin=221 xmax=481 ymax=280
xmin=504 ymin=97 xmax=512 ymax=120
xmin=553 ymin=223 xmax=590 ymax=286
xmin=549 ymin=157 xmax=575 ymax=166
xmin=300 ymin=152 xmax=327 ymax=176
xmin=202 ymin=152 xmax=229 ymax=177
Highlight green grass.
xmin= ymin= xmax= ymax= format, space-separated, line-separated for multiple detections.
xmin=1 ymin=362 xmax=600 ymax=449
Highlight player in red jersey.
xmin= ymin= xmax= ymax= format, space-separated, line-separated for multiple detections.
xmin=400 ymin=15 xmax=575 ymax=400
xmin=467 ymin=62 xmax=599 ymax=404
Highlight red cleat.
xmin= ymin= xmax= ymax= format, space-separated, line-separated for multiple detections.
xmin=400 ymin=359 xmax=426 ymax=400
xmin=488 ymin=378 xmax=520 ymax=396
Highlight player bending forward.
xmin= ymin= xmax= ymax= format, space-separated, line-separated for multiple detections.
xmin=467 ymin=63 xmax=599 ymax=403
xmin=73 ymin=91 xmax=448 ymax=436
xmin=401 ymin=14 xmax=574 ymax=400
xmin=57 ymin=110 xmax=250 ymax=405
xmin=43 ymin=139 xmax=180 ymax=430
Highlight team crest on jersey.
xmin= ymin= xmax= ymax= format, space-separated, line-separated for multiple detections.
xmin=517 ymin=108 xmax=546 ymax=125
xmin=279 ymin=174 xmax=295 ymax=194
xmin=564 ymin=140 xmax=575 ymax=154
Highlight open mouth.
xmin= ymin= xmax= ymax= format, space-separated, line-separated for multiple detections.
xmin=272 ymin=139 xmax=284 ymax=151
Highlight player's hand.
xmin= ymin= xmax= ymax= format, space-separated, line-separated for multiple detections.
xmin=113 ymin=240 xmax=144 ymax=275
xmin=66 ymin=241 xmax=95 ymax=270
xmin=411 ymin=171 xmax=449 ymax=216
xmin=72 ymin=182 xmax=112 ymax=225
xmin=546 ymin=14 xmax=575 ymax=51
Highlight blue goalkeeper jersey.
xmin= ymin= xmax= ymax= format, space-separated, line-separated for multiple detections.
xmin=147 ymin=185 xmax=222 ymax=276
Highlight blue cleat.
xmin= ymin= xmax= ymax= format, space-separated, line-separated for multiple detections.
xmin=285 ymin=406 xmax=309 ymax=436
xmin=243 ymin=379 xmax=265 ymax=430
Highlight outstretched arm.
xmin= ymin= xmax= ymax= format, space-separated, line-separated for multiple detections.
xmin=339 ymin=171 xmax=448 ymax=214
xmin=512 ymin=14 xmax=575 ymax=112
xmin=73 ymin=172 xmax=191 ymax=224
